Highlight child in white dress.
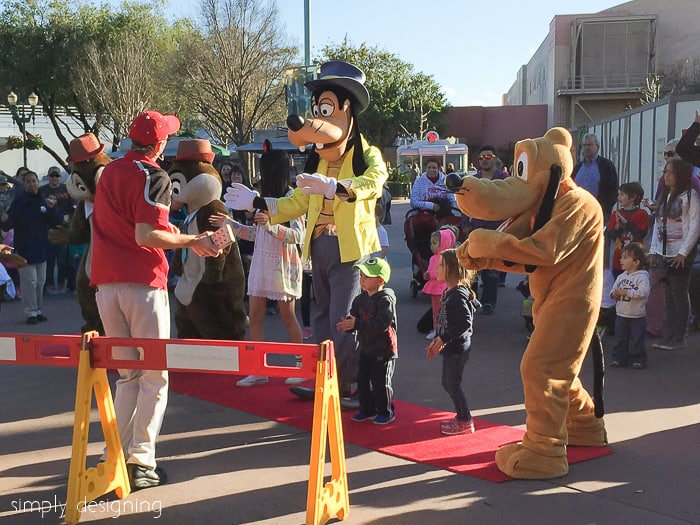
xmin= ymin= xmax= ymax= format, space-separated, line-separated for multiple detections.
xmin=212 ymin=146 xmax=305 ymax=386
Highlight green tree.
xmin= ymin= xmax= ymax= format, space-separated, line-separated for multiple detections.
xmin=0 ymin=0 xmax=178 ymax=164
xmin=319 ymin=39 xmax=450 ymax=147
xmin=0 ymin=0 xmax=87 ymax=165
xmin=405 ymin=73 xmax=449 ymax=140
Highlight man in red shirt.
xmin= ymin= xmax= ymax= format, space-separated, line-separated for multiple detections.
xmin=91 ymin=110 xmax=218 ymax=490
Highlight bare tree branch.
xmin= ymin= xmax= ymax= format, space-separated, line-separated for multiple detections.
xmin=168 ymin=0 xmax=297 ymax=145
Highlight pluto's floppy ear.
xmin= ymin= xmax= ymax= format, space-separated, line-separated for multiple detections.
xmin=523 ymin=164 xmax=563 ymax=273
xmin=533 ymin=164 xmax=563 ymax=232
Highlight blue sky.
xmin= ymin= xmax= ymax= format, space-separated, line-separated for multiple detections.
xmin=163 ymin=0 xmax=624 ymax=107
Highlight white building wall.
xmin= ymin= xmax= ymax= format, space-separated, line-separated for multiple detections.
xmin=504 ymin=0 xmax=700 ymax=129
xmin=583 ymin=94 xmax=700 ymax=198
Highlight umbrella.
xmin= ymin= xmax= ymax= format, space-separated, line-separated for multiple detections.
xmin=211 ymin=143 xmax=231 ymax=156
xmin=237 ymin=137 xmax=311 ymax=152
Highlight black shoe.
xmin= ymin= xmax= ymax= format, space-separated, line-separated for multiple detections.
xmin=481 ymin=304 xmax=494 ymax=315
xmin=289 ymin=385 xmax=315 ymax=401
xmin=36 ymin=314 xmax=48 ymax=322
xmin=26 ymin=316 xmax=39 ymax=325
xmin=128 ymin=464 xmax=167 ymax=490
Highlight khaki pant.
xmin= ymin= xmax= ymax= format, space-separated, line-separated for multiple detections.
xmin=96 ymin=283 xmax=170 ymax=469
xmin=18 ymin=262 xmax=46 ymax=318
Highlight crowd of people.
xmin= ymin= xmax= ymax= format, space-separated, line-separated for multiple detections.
xmin=0 ymin=166 xmax=69 ymax=323
xmin=1 ymin=107 xmax=699 ymax=491
xmin=405 ymin=127 xmax=700 ymax=359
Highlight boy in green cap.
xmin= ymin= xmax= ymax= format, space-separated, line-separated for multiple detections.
xmin=336 ymin=256 xmax=397 ymax=424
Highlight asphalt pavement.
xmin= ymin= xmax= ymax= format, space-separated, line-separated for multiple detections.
xmin=1 ymin=200 xmax=699 ymax=524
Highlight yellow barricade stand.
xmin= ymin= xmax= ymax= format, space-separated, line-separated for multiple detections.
xmin=306 ymin=340 xmax=349 ymax=525
xmin=12 ymin=332 xmax=351 ymax=524
xmin=65 ymin=332 xmax=130 ymax=525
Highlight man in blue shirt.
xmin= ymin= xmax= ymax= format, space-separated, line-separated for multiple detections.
xmin=467 ymin=146 xmax=509 ymax=314
xmin=573 ymin=133 xmax=618 ymax=221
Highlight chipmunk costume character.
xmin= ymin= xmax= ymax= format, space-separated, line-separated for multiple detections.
xmin=169 ymin=139 xmax=247 ymax=340
xmin=225 ymin=60 xmax=388 ymax=404
xmin=49 ymin=133 xmax=109 ymax=334
xmin=450 ymin=127 xmax=607 ymax=479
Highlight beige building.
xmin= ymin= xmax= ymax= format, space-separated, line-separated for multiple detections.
xmin=504 ymin=0 xmax=700 ymax=129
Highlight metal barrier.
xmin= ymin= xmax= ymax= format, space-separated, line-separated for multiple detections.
xmin=0 ymin=332 xmax=348 ymax=525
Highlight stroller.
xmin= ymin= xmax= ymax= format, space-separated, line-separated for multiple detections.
xmin=404 ymin=197 xmax=465 ymax=297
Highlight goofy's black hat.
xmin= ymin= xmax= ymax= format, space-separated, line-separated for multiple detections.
xmin=305 ymin=60 xmax=370 ymax=114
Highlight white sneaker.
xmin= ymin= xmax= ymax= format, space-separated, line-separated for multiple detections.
xmin=236 ymin=375 xmax=269 ymax=387
xmin=284 ymin=377 xmax=307 ymax=385
xmin=425 ymin=330 xmax=436 ymax=340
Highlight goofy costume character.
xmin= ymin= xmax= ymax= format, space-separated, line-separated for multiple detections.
xmin=225 ymin=60 xmax=388 ymax=404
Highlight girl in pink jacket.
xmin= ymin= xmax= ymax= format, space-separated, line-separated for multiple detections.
xmin=422 ymin=227 xmax=457 ymax=339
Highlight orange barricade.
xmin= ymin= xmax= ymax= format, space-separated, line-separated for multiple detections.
xmin=0 ymin=332 xmax=348 ymax=525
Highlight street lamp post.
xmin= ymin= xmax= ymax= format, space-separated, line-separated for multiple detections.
xmin=7 ymin=91 xmax=39 ymax=168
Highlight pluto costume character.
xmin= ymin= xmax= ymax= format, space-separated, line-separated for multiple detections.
xmin=48 ymin=133 xmax=108 ymax=334
xmin=451 ymin=128 xmax=607 ymax=479
xmin=225 ymin=60 xmax=388 ymax=402
xmin=169 ymin=139 xmax=247 ymax=341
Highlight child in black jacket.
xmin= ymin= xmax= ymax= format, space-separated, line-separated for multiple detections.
xmin=426 ymin=248 xmax=480 ymax=435
xmin=337 ymin=256 xmax=397 ymax=425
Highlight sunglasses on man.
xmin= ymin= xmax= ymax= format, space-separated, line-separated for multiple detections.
xmin=479 ymin=154 xmax=496 ymax=160
xmin=663 ymin=151 xmax=675 ymax=157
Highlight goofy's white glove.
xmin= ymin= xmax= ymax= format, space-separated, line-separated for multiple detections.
xmin=296 ymin=172 xmax=337 ymax=200
xmin=224 ymin=183 xmax=258 ymax=212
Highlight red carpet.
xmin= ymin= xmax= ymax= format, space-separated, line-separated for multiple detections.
xmin=169 ymin=373 xmax=612 ymax=483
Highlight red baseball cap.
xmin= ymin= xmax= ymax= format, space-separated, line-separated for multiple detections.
xmin=129 ymin=110 xmax=181 ymax=146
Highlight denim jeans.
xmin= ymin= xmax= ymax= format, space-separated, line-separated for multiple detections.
xmin=441 ymin=351 xmax=471 ymax=421
xmin=663 ymin=269 xmax=692 ymax=342
xmin=479 ymin=269 xmax=499 ymax=307
xmin=612 ymin=315 xmax=646 ymax=366
xmin=45 ymin=243 xmax=68 ymax=288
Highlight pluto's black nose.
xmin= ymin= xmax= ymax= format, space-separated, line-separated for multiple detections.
xmin=445 ymin=172 xmax=464 ymax=193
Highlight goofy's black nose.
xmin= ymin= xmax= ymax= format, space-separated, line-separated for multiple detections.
xmin=286 ymin=114 xmax=305 ymax=132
